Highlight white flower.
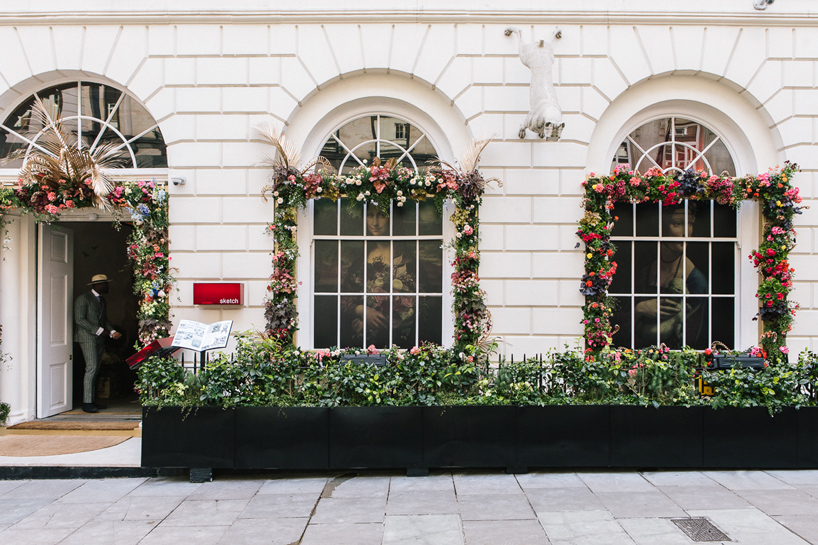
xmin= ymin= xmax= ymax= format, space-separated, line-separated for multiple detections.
xmin=317 ymin=187 xmax=323 ymax=193
xmin=158 ymin=290 xmax=166 ymax=298
xmin=397 ymin=190 xmax=403 ymax=196
xmin=273 ymin=191 xmax=279 ymax=197
xmin=425 ymin=180 xmax=431 ymax=187
xmin=456 ymin=232 xmax=462 ymax=238
xmin=397 ymin=201 xmax=404 ymax=207
xmin=356 ymin=194 xmax=364 ymax=201
xmin=276 ymin=197 xmax=284 ymax=204
xmin=365 ymin=191 xmax=370 ymax=196
xmin=355 ymin=179 xmax=362 ymax=186
xmin=410 ymin=178 xmax=417 ymax=185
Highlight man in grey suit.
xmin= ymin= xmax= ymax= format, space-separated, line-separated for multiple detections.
xmin=74 ymin=274 xmax=122 ymax=413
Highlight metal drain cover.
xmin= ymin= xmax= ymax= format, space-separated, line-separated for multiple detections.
xmin=671 ymin=518 xmax=731 ymax=542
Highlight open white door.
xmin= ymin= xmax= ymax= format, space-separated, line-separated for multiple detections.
xmin=37 ymin=223 xmax=74 ymax=418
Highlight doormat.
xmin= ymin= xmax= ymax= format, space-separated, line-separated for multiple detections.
xmin=8 ymin=421 xmax=139 ymax=431
xmin=0 ymin=435 xmax=129 ymax=457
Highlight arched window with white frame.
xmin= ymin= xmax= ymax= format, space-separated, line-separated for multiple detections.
xmin=309 ymin=114 xmax=451 ymax=350
xmin=608 ymin=117 xmax=741 ymax=350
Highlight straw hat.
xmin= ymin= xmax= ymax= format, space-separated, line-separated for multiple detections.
xmin=88 ymin=274 xmax=111 ymax=285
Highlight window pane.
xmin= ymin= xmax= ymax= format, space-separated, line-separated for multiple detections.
xmin=380 ymin=116 xmax=424 ymax=149
xmin=418 ymin=201 xmax=442 ymax=235
xmin=686 ymin=296 xmax=709 ymax=350
xmin=367 ymin=295 xmax=390 ymax=347
xmin=686 ymin=242 xmax=709 ymax=294
xmin=314 ymin=241 xmax=338 ymax=293
xmin=634 ymin=241 xmax=658 ymax=294
xmin=392 ymin=241 xmax=416 ymax=293
xmin=713 ymin=204 xmax=737 ymax=238
xmin=635 ymin=203 xmax=659 ymax=237
xmin=340 ymin=199 xmax=363 ymax=236
xmin=314 ymin=295 xmax=338 ymax=348
xmin=392 ymin=295 xmax=416 ymax=349
xmin=418 ymin=296 xmax=442 ymax=345
xmin=689 ymin=200 xmax=711 ymax=238
xmin=80 ymin=82 xmax=120 ymax=149
xmin=341 ymin=241 xmax=364 ymax=292
xmin=712 ymin=242 xmax=734 ymax=295
xmin=133 ymin=127 xmax=168 ymax=168
xmin=366 ymin=205 xmax=390 ymax=236
xmin=658 ymin=296 xmax=684 ymax=349
xmin=418 ymin=240 xmax=443 ymax=293
xmin=380 ymin=142 xmax=412 ymax=169
xmin=711 ymin=297 xmax=734 ymax=349
xmin=611 ymin=296 xmax=632 ymax=348
xmin=703 ymin=132 xmax=736 ymax=176
xmin=634 ymin=296 xmax=658 ymax=348
xmin=340 ymin=295 xmax=363 ymax=348
xmin=314 ymin=199 xmax=337 ymax=235
xmin=392 ymin=202 xmax=416 ymax=236
xmin=609 ymin=241 xmax=632 ymax=294
xmin=610 ymin=203 xmax=633 ymax=237
xmin=367 ymin=241 xmax=391 ymax=293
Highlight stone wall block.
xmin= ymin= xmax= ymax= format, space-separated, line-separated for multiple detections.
xmin=479 ymin=141 xmax=530 ymax=168
xmin=480 ymin=279 xmax=504 ymax=306
xmin=128 ymin=57 xmax=164 ymax=102
xmin=436 ymin=56 xmax=472 ymax=100
xmin=196 ymin=113 xmax=248 ymax=141
xmin=168 ymin=142 xmax=222 ymax=168
xmin=158 ymin=112 xmax=195 ymax=144
xmin=504 ymin=56 xmax=531 ymax=85
xmin=455 ymin=23 xmax=482 ymax=55
xmin=296 ymin=25 xmax=339 ymax=86
xmin=764 ymin=88 xmax=794 ymax=124
xmin=322 ymin=24 xmax=364 ymax=76
xmin=484 ymin=85 xmax=528 ymax=112
xmin=248 ymin=57 xmax=281 ymax=85
xmin=480 ymin=224 xmax=505 ymax=251
xmin=197 ymin=57 xmax=248 ymax=85
xmin=51 ymin=26 xmax=84 ymax=71
xmin=176 ymin=87 xmax=221 ymax=113
xmin=248 ymin=226 xmax=274 ymax=251
xmin=16 ymin=27 xmax=55 ymax=76
xmin=701 ymin=26 xmax=741 ymax=77
xmin=165 ymin=57 xmax=196 ymax=86
xmin=505 ymin=225 xmax=559 ymax=251
xmin=560 ymin=57 xmax=594 ymax=86
xmin=473 ymin=56 xmax=504 ymax=85
xmin=548 ymin=24 xmax=581 ymax=56
xmin=592 ymin=58 xmax=628 ymax=102
xmin=223 ymin=196 xmax=272 ymax=223
xmin=106 ymin=25 xmax=149 ymax=85
xmin=671 ymin=26 xmax=705 ymax=72
xmin=795 ymin=27 xmax=818 ymax=59
xmin=223 ymin=87 xmax=268 ymax=113
xmin=480 ymin=251 xmax=532 ymax=279
xmin=505 ymin=280 xmax=559 ymax=307
xmin=778 ymin=116 xmax=813 ymax=148
xmin=532 ymin=141 xmax=587 ymax=168
xmin=467 ymin=113 xmax=505 ymax=141
xmin=360 ymin=24 xmax=393 ymax=69
xmin=724 ymin=27 xmax=766 ymax=90
xmin=170 ymin=195 xmax=222 ymax=223
xmin=222 ymin=141 xmax=269 ymax=167
xmin=148 ymin=87 xmax=176 ymax=123
xmin=580 ymin=86 xmax=610 ymax=121
xmin=485 ymin=24 xmax=519 ymax=56
xmin=0 ymin=28 xmax=31 ymax=86
xmin=558 ymin=113 xmax=595 ymax=144
xmin=169 ymin=225 xmax=196 ymax=251
xmin=608 ymin=26 xmax=651 ymax=84
xmin=269 ymin=25 xmax=298 ymax=55
xmin=782 ymin=60 xmax=814 ymax=88
xmin=532 ymin=307 xmax=584 ymax=335
xmin=635 ymin=26 xmax=674 ymax=75
xmin=500 ymin=336 xmax=564 ymax=358
xmin=502 ymin=113 xmax=529 ymax=141
xmin=453 ymin=85 xmax=483 ymax=120
xmin=481 ymin=195 xmax=532 ymax=224
xmin=744 ymin=60 xmax=782 ymax=106
xmin=503 ymin=168 xmax=560 ymax=196
xmin=793 ymin=89 xmax=818 ymax=116
xmin=170 ymin=252 xmax=222 ymax=279
xmin=176 ymin=24 xmax=221 ymax=56
xmin=414 ymin=25 xmax=455 ymax=85
xmin=532 ymin=252 xmax=583 ymax=279
xmin=558 ymin=279 xmax=585 ymax=307
xmin=196 ymin=225 xmax=248 ymax=251
xmin=390 ymin=24 xmax=427 ymax=74
xmin=789 ymin=256 xmax=818 ymax=281
xmin=768 ymin=27 xmax=794 ymax=59
xmin=559 ymin=169 xmax=587 ymax=196
xmin=581 ymin=25 xmax=607 ymax=56
xmin=490 ymin=307 xmax=532 ymax=334
xmin=223 ymin=24 xmax=269 ymax=56
xmin=195 ymin=168 xmax=246 ymax=195
xmin=553 ymin=85 xmax=581 ymax=114
xmin=532 ymin=195 xmax=583 ymax=224
xmin=81 ymin=25 xmax=121 ymax=75
xmin=268 ymin=87 xmax=299 ymax=120
xmin=280 ymin=56 xmax=318 ymax=103
xmin=148 ymin=25 xmax=176 ymax=56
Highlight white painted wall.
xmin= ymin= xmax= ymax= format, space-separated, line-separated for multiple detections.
xmin=0 ymin=2 xmax=817 ymax=421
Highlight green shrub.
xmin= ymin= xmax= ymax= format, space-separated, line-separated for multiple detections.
xmin=0 ymin=401 xmax=10 ymax=426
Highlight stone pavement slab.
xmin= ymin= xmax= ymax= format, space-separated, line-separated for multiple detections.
xmin=187 ymin=478 xmax=263 ymax=500
xmin=309 ymin=496 xmax=387 ymax=524
xmin=774 ymin=515 xmax=818 ymax=544
xmin=58 ymin=520 xmax=156 ymax=545
xmin=56 ymin=477 xmax=146 ymax=504
xmin=539 ymin=510 xmax=636 ymax=545
xmin=160 ymin=499 xmax=248 ymax=527
xmin=101 ymin=495 xmax=187 ymax=522
xmin=389 ymin=474 xmax=454 ymax=493
xmin=688 ymin=508 xmax=811 ymax=545
xmin=239 ymin=493 xmax=318 ymax=519
xmin=383 ymin=514 xmax=464 ymax=545
xmin=0 ymin=478 xmax=85 ymax=500
xmin=703 ymin=470 xmax=794 ymax=490
xmin=736 ymin=488 xmax=818 ymax=516
xmin=138 ymin=525 xmax=228 ymax=545
xmin=463 ymin=519 xmax=550 ymax=545
xmin=458 ymin=492 xmax=537 ymax=521
xmin=257 ymin=476 xmax=328 ymax=495
xmin=217 ymin=517 xmax=308 ymax=545
xmin=300 ymin=521 xmax=383 ymax=545
xmin=453 ymin=473 xmax=522 ymax=495
xmin=386 ymin=490 xmax=459 ymax=515
xmin=657 ymin=484 xmax=751 ymax=511
xmin=0 ymin=498 xmax=51 ymax=524
xmin=617 ymin=518 xmax=693 ymax=545
xmin=594 ymin=491 xmax=687 ymax=518
xmin=526 ymin=486 xmax=607 ymax=512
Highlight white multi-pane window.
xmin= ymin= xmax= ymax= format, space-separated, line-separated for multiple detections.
xmin=0 ymin=81 xmax=167 ymax=169
xmin=609 ymin=118 xmax=739 ymax=350
xmin=312 ymin=115 xmax=445 ymax=349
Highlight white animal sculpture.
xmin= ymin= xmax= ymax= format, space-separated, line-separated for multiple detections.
xmin=505 ymin=26 xmax=564 ymax=141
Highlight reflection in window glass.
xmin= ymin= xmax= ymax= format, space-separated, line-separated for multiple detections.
xmin=0 ymin=81 xmax=167 ymax=169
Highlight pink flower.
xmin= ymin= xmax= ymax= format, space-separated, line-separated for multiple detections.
xmin=47 ymin=192 xmax=57 ymax=202
xmin=410 ymin=346 xmax=419 ymax=355
xmin=65 ymin=200 xmax=74 ymax=208
xmin=366 ymin=345 xmax=379 ymax=355
xmin=780 ymin=346 xmax=790 ymax=354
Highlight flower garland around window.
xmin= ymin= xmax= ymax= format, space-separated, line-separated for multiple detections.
xmin=259 ymin=125 xmax=499 ymax=351
xmin=578 ymin=161 xmax=802 ymax=363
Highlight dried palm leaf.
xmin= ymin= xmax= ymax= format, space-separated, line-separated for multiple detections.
xmin=257 ymin=123 xmax=301 ymax=170
xmin=299 ymin=156 xmax=336 ymax=177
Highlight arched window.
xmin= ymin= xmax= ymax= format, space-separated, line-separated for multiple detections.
xmin=311 ymin=115 xmax=446 ymax=349
xmin=0 ymin=81 xmax=167 ymax=169
xmin=608 ymin=118 xmax=739 ymax=350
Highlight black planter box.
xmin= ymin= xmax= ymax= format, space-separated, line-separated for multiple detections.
xmin=423 ymin=406 xmax=517 ymax=468
xmin=797 ymin=407 xmax=818 ymax=468
xmin=609 ymin=406 xmax=703 ymax=468
xmin=329 ymin=406 xmax=423 ymax=469
xmin=517 ymin=405 xmax=609 ymax=468
xmin=703 ymin=407 xmax=798 ymax=468
xmin=142 ymin=406 xmax=235 ymax=468
xmin=235 ymin=407 xmax=329 ymax=470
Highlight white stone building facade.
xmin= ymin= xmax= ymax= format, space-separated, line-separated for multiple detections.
xmin=0 ymin=0 xmax=817 ymax=423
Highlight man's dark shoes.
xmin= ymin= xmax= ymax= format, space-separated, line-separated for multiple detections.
xmin=82 ymin=403 xmax=99 ymax=413
xmin=94 ymin=402 xmax=108 ymax=410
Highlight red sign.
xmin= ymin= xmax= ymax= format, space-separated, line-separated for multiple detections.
xmin=193 ymin=283 xmax=244 ymax=305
